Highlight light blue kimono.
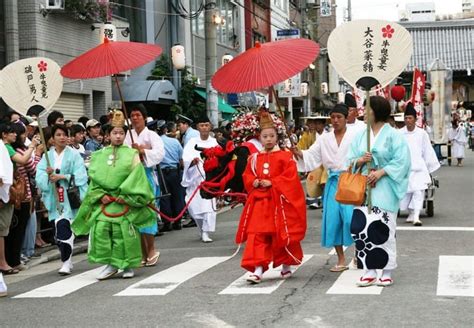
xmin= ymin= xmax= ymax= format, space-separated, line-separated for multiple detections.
xmin=347 ymin=124 xmax=411 ymax=213
xmin=36 ymin=147 xmax=88 ymax=221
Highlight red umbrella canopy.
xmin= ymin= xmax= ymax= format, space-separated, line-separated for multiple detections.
xmin=61 ymin=38 xmax=162 ymax=79
xmin=212 ymin=38 xmax=319 ymax=93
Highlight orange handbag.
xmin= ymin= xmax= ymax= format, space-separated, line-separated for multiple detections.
xmin=335 ymin=164 xmax=367 ymax=206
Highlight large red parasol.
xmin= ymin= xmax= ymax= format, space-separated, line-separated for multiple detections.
xmin=211 ymin=38 xmax=319 ymax=93
xmin=61 ymin=39 xmax=162 ymax=143
xmin=61 ymin=38 xmax=162 ymax=79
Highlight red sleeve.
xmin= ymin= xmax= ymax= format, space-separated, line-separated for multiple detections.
xmin=242 ymin=154 xmax=257 ymax=193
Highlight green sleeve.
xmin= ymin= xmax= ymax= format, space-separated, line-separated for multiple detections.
xmin=71 ymin=180 xmax=108 ymax=235
xmin=118 ymin=163 xmax=155 ymax=207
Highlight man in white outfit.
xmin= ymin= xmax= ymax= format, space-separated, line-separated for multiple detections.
xmin=399 ymin=103 xmax=440 ymax=226
xmin=181 ymin=115 xmax=218 ymax=243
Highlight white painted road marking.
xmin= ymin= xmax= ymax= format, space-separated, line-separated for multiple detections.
xmin=437 ymin=256 xmax=474 ymax=297
xmin=115 ymin=257 xmax=230 ymax=296
xmin=14 ymin=266 xmax=105 ymax=298
xmin=397 ymin=226 xmax=474 ymax=231
xmin=326 ymin=269 xmax=383 ymax=295
xmin=219 ymin=255 xmax=313 ymax=295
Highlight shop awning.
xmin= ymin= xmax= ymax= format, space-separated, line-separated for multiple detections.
xmin=194 ymin=89 xmax=237 ymax=114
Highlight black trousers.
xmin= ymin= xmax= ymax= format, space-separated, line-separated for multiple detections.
xmin=5 ymin=202 xmax=31 ymax=267
xmin=159 ymin=168 xmax=186 ymax=224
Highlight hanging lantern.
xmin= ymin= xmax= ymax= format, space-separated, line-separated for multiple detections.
xmin=171 ymin=44 xmax=186 ymax=70
xmin=390 ymin=84 xmax=406 ymax=102
xmin=284 ymin=79 xmax=292 ymax=93
xmin=300 ymin=82 xmax=308 ymax=96
xmin=222 ymin=53 xmax=233 ymax=66
xmin=100 ymin=23 xmax=117 ymax=42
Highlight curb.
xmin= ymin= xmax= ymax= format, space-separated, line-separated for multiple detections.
xmin=26 ymin=241 xmax=89 ymax=269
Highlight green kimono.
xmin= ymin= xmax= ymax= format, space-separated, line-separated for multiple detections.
xmin=72 ymin=145 xmax=155 ymax=269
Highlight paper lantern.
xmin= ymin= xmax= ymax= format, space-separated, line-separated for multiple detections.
xmin=300 ymin=82 xmax=308 ymax=96
xmin=100 ymin=23 xmax=117 ymax=42
xmin=222 ymin=53 xmax=233 ymax=66
xmin=171 ymin=44 xmax=186 ymax=70
xmin=390 ymin=84 xmax=406 ymax=102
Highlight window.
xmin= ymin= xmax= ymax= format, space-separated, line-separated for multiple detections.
xmin=191 ymin=0 xmax=205 ymax=37
xmin=273 ymin=0 xmax=288 ymax=11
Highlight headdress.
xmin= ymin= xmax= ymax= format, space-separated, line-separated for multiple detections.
xmin=404 ymin=102 xmax=417 ymax=118
xmin=344 ymin=93 xmax=357 ymax=108
xmin=258 ymin=109 xmax=275 ymax=130
xmin=110 ymin=110 xmax=125 ymax=128
xmin=330 ymin=103 xmax=349 ymax=117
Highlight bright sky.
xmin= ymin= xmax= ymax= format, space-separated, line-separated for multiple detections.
xmin=335 ymin=0 xmax=464 ymax=23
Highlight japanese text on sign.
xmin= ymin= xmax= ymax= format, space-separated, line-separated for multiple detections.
xmin=363 ymin=27 xmax=374 ymax=73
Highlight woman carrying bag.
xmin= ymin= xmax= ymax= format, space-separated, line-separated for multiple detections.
xmin=36 ymin=124 xmax=88 ymax=275
xmin=348 ymin=96 xmax=411 ymax=287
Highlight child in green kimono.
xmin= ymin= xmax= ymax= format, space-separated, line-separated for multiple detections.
xmin=72 ymin=111 xmax=156 ymax=280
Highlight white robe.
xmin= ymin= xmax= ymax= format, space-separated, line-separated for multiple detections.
xmin=181 ymin=136 xmax=218 ymax=232
xmin=346 ymin=119 xmax=366 ymax=135
xmin=400 ymin=126 xmax=440 ymax=193
xmin=0 ymin=140 xmax=13 ymax=203
xmin=448 ymin=126 xmax=468 ymax=159
xmin=125 ymin=127 xmax=165 ymax=168
xmin=296 ymin=127 xmax=359 ymax=172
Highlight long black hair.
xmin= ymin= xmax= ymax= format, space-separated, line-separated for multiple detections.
xmin=10 ymin=122 xmax=26 ymax=149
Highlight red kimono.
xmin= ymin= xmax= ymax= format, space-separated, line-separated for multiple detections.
xmin=236 ymin=149 xmax=307 ymax=272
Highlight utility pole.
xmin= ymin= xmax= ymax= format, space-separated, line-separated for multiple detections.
xmin=205 ymin=0 xmax=219 ymax=127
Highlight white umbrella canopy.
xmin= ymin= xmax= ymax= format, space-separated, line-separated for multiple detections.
xmin=328 ymin=20 xmax=413 ymax=90
xmin=0 ymin=57 xmax=63 ymax=116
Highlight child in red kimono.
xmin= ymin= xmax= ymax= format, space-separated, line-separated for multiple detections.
xmin=236 ymin=111 xmax=307 ymax=284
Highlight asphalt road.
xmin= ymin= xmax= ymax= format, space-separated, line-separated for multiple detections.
xmin=1 ymin=151 xmax=473 ymax=328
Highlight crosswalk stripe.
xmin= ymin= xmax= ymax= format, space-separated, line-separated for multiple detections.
xmin=437 ymin=256 xmax=474 ymax=297
xmin=13 ymin=266 xmax=105 ymax=298
xmin=218 ymin=255 xmax=313 ymax=295
xmin=114 ymin=257 xmax=230 ymax=296
xmin=326 ymin=269 xmax=383 ymax=295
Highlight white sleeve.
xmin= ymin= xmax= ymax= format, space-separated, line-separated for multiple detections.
xmin=422 ymin=131 xmax=440 ymax=173
xmin=298 ymin=137 xmax=323 ymax=172
xmin=143 ymin=131 xmax=165 ymax=167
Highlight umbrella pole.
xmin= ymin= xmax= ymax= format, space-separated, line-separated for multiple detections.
xmin=37 ymin=120 xmax=63 ymax=215
xmin=114 ymin=75 xmax=135 ymax=145
xmin=270 ymin=86 xmax=296 ymax=146
xmin=365 ymin=90 xmax=372 ymax=214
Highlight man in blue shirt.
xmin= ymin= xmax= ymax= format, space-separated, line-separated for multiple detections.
xmin=155 ymin=121 xmax=186 ymax=231
xmin=84 ymin=119 xmax=103 ymax=152
xmin=177 ymin=114 xmax=199 ymax=146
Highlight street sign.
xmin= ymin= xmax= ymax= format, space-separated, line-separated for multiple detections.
xmin=320 ymin=0 xmax=332 ymax=17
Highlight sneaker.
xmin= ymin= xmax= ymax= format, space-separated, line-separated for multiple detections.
xmin=413 ymin=219 xmax=423 ymax=226
xmin=58 ymin=261 xmax=73 ymax=276
xmin=0 ymin=280 xmax=7 ymax=297
xmin=97 ymin=265 xmax=118 ymax=280
xmin=20 ymin=254 xmax=30 ymax=264
xmin=201 ymin=232 xmax=213 ymax=243
xmin=122 ymin=269 xmax=134 ymax=279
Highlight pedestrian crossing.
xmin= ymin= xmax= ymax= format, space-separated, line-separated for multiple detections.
xmin=9 ymin=255 xmax=474 ymax=299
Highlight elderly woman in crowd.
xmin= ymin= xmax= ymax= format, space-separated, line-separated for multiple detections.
xmin=36 ymin=124 xmax=88 ymax=275
xmin=348 ymin=96 xmax=411 ymax=287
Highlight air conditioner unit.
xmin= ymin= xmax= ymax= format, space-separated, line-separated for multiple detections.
xmin=45 ymin=0 xmax=65 ymax=10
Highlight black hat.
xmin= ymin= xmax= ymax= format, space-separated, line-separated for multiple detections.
xmin=26 ymin=105 xmax=45 ymax=117
xmin=176 ymin=114 xmax=193 ymax=125
xmin=405 ymin=102 xmax=417 ymax=118
xmin=330 ymin=103 xmax=349 ymax=117
xmin=344 ymin=93 xmax=357 ymax=108
xmin=195 ymin=114 xmax=211 ymax=124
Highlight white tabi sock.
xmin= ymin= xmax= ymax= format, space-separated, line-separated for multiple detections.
xmin=254 ymin=266 xmax=263 ymax=277
xmin=282 ymin=264 xmax=291 ymax=273
xmin=381 ymin=269 xmax=392 ymax=279
xmin=363 ymin=269 xmax=377 ymax=279
xmin=413 ymin=210 xmax=421 ymax=222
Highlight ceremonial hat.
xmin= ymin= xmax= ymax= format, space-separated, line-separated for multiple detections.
xmin=404 ymin=102 xmax=417 ymax=118
xmin=110 ymin=110 xmax=125 ymax=128
xmin=195 ymin=114 xmax=211 ymax=124
xmin=330 ymin=103 xmax=349 ymax=117
xmin=344 ymin=93 xmax=357 ymax=108
xmin=258 ymin=109 xmax=275 ymax=130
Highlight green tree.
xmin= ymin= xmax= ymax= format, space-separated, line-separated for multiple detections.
xmin=170 ymin=67 xmax=205 ymax=121
xmin=148 ymin=54 xmax=172 ymax=81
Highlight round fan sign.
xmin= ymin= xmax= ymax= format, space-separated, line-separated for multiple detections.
xmin=0 ymin=57 xmax=63 ymax=116
xmin=328 ymin=20 xmax=413 ymax=90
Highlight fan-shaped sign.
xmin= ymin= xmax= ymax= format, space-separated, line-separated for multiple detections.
xmin=0 ymin=57 xmax=63 ymax=116
xmin=328 ymin=20 xmax=412 ymax=90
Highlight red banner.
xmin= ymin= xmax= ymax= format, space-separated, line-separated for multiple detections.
xmin=410 ymin=68 xmax=425 ymax=127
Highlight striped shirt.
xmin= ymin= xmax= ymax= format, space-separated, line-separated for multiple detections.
xmin=15 ymin=147 xmax=41 ymax=201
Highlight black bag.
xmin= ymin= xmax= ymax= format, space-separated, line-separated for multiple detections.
xmin=67 ymin=175 xmax=82 ymax=210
